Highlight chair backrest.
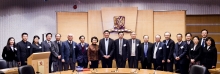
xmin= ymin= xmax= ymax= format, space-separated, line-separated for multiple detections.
xmin=189 ymin=65 xmax=207 ymax=74
xmin=18 ymin=65 xmax=35 ymax=74
xmin=0 ymin=59 xmax=7 ymax=69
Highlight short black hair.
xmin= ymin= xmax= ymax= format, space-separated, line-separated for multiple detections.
xmin=21 ymin=33 xmax=28 ymax=37
xmin=143 ymin=35 xmax=149 ymax=39
xmin=46 ymin=33 xmax=52 ymax=37
xmin=55 ymin=33 xmax=61 ymax=37
xmin=177 ymin=33 xmax=182 ymax=37
xmin=164 ymin=31 xmax=171 ymax=36
xmin=103 ymin=30 xmax=110 ymax=34
xmin=79 ymin=35 xmax=85 ymax=39
xmin=205 ymin=37 xmax=215 ymax=47
xmin=185 ymin=32 xmax=192 ymax=37
xmin=32 ymin=35 xmax=40 ymax=44
xmin=201 ymin=29 xmax=208 ymax=34
xmin=118 ymin=31 xmax=124 ymax=35
xmin=192 ymin=36 xmax=200 ymax=41
xmin=91 ymin=36 xmax=98 ymax=42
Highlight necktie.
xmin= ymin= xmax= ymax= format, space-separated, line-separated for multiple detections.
xmin=119 ymin=39 xmax=122 ymax=55
xmin=156 ymin=43 xmax=158 ymax=47
xmin=48 ymin=41 xmax=51 ymax=47
xmin=144 ymin=43 xmax=148 ymax=57
xmin=106 ymin=38 xmax=108 ymax=41
xmin=166 ymin=40 xmax=168 ymax=45
xmin=202 ymin=39 xmax=205 ymax=47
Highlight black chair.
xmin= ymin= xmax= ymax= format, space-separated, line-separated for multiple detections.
xmin=0 ymin=59 xmax=7 ymax=69
xmin=18 ymin=65 xmax=35 ymax=74
xmin=189 ymin=65 xmax=207 ymax=74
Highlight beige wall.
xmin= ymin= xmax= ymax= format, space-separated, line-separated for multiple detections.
xmin=153 ymin=11 xmax=186 ymax=42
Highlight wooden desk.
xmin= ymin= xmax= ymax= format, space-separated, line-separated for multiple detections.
xmin=209 ymin=68 xmax=220 ymax=74
xmin=0 ymin=67 xmax=18 ymax=74
xmin=52 ymin=68 xmax=178 ymax=74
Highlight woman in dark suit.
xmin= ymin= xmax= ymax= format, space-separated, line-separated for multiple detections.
xmin=189 ymin=36 xmax=202 ymax=68
xmin=2 ymin=37 xmax=18 ymax=68
xmin=201 ymin=37 xmax=217 ymax=69
xmin=32 ymin=35 xmax=42 ymax=53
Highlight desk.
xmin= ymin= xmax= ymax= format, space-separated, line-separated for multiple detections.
xmin=52 ymin=68 xmax=177 ymax=74
xmin=209 ymin=68 xmax=220 ymax=74
xmin=0 ymin=67 xmax=18 ymax=74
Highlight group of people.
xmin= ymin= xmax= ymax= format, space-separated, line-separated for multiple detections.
xmin=1 ymin=29 xmax=217 ymax=74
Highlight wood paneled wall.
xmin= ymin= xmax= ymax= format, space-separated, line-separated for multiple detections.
xmin=57 ymin=7 xmax=186 ymax=68
xmin=186 ymin=15 xmax=220 ymax=67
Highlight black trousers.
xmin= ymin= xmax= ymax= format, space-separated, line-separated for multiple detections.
xmin=116 ymin=55 xmax=126 ymax=68
xmin=101 ymin=58 xmax=112 ymax=68
xmin=141 ymin=57 xmax=151 ymax=69
xmin=128 ymin=56 xmax=138 ymax=68
xmin=175 ymin=62 xmax=188 ymax=74
xmin=166 ymin=61 xmax=174 ymax=72
xmin=90 ymin=60 xmax=99 ymax=68
xmin=153 ymin=59 xmax=163 ymax=70
xmin=78 ymin=59 xmax=88 ymax=68
xmin=64 ymin=58 xmax=76 ymax=70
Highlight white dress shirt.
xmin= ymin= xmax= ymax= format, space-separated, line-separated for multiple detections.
xmin=153 ymin=42 xmax=159 ymax=59
xmin=105 ymin=38 xmax=109 ymax=55
xmin=131 ymin=39 xmax=136 ymax=56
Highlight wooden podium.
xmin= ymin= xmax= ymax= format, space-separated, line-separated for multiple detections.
xmin=27 ymin=52 xmax=50 ymax=74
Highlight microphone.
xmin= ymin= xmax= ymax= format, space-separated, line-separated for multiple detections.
xmin=153 ymin=66 xmax=161 ymax=74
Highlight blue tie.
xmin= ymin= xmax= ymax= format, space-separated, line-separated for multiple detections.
xmin=202 ymin=39 xmax=205 ymax=47
xmin=144 ymin=43 xmax=148 ymax=57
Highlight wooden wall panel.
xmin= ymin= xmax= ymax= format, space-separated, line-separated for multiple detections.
xmin=186 ymin=25 xmax=220 ymax=33
xmin=88 ymin=10 xmax=103 ymax=44
xmin=101 ymin=7 xmax=138 ymax=40
xmin=154 ymin=11 xmax=186 ymax=42
xmin=57 ymin=12 xmax=88 ymax=43
xmin=136 ymin=10 xmax=154 ymax=42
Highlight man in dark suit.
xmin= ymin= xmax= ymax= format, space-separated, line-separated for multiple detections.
xmin=114 ymin=32 xmax=129 ymax=68
xmin=99 ymin=30 xmax=115 ymax=68
xmin=199 ymin=29 xmax=208 ymax=47
xmin=162 ymin=32 xmax=175 ymax=72
xmin=52 ymin=34 xmax=63 ymax=72
xmin=140 ymin=35 xmax=153 ymax=69
xmin=41 ymin=33 xmax=53 ymax=73
xmin=128 ymin=32 xmax=141 ymax=68
xmin=77 ymin=35 xmax=89 ymax=68
xmin=17 ymin=33 xmax=33 ymax=66
xmin=184 ymin=32 xmax=193 ymax=73
xmin=152 ymin=35 xmax=166 ymax=70
xmin=173 ymin=33 xmax=188 ymax=74
xmin=61 ymin=34 xmax=79 ymax=70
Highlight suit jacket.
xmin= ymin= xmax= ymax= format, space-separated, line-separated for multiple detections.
xmin=127 ymin=39 xmax=141 ymax=60
xmin=185 ymin=40 xmax=194 ymax=56
xmin=17 ymin=41 xmax=33 ymax=62
xmin=173 ymin=41 xmax=188 ymax=64
xmin=199 ymin=38 xmax=207 ymax=47
xmin=189 ymin=44 xmax=202 ymax=62
xmin=61 ymin=40 xmax=79 ymax=63
xmin=114 ymin=38 xmax=129 ymax=61
xmin=201 ymin=46 xmax=217 ymax=67
xmin=51 ymin=41 xmax=62 ymax=62
xmin=41 ymin=40 xmax=53 ymax=52
xmin=2 ymin=46 xmax=17 ymax=61
xmin=163 ymin=39 xmax=175 ymax=61
xmin=152 ymin=42 xmax=166 ymax=64
xmin=32 ymin=43 xmax=42 ymax=53
xmin=77 ymin=43 xmax=89 ymax=63
xmin=140 ymin=42 xmax=153 ymax=63
xmin=99 ymin=38 xmax=115 ymax=60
